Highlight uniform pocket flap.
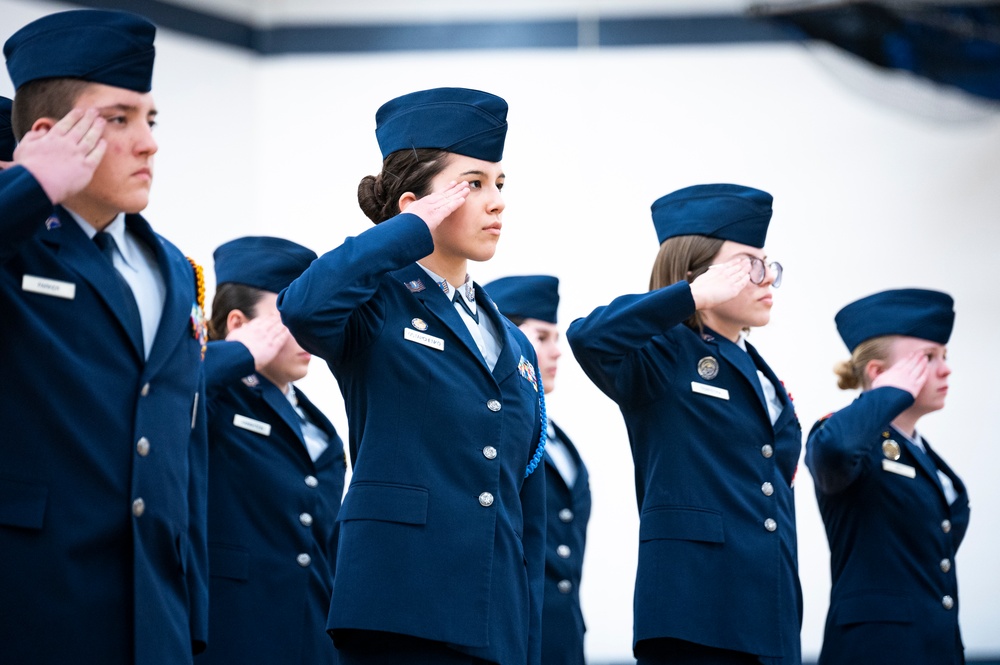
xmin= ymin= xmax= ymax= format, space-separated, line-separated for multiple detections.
xmin=0 ymin=478 xmax=48 ymax=530
xmin=338 ymin=482 xmax=429 ymax=525
xmin=209 ymin=543 xmax=250 ymax=581
xmin=639 ymin=506 xmax=724 ymax=543
xmin=834 ymin=592 xmax=914 ymax=625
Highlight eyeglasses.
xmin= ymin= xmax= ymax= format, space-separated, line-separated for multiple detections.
xmin=748 ymin=257 xmax=783 ymax=288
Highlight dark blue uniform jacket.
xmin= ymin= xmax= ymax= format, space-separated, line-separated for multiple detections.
xmin=541 ymin=421 xmax=591 ymax=665
xmin=196 ymin=340 xmax=347 ymax=665
xmin=567 ymin=281 xmax=802 ymax=662
xmin=0 ymin=165 xmax=209 ymax=664
xmin=277 ymin=213 xmax=546 ymax=665
xmin=806 ymin=386 xmax=969 ymax=665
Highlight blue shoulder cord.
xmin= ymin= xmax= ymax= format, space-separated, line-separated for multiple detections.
xmin=524 ymin=373 xmax=547 ymax=478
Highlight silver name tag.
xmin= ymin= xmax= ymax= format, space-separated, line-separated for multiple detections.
xmin=691 ymin=381 xmax=729 ymax=400
xmin=22 ymin=275 xmax=76 ymax=300
xmin=404 ymin=327 xmax=444 ymax=351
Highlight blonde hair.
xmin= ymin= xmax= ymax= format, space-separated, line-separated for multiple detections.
xmin=834 ymin=335 xmax=897 ymax=390
xmin=649 ymin=234 xmax=724 ymax=329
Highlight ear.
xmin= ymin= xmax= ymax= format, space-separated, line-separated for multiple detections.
xmin=225 ymin=309 xmax=251 ymax=334
xmin=864 ymin=359 xmax=886 ymax=385
xmin=30 ymin=117 xmax=58 ymax=133
xmin=397 ymin=191 xmax=418 ymax=213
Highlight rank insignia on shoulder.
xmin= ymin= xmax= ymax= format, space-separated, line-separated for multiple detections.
xmin=45 ymin=216 xmax=61 ymax=230
xmin=518 ymin=355 xmax=538 ymax=392
xmin=241 ymin=375 xmax=259 ymax=387
xmin=404 ymin=279 xmax=426 ymax=293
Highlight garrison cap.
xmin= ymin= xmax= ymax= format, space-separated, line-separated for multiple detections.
xmin=5 ymin=10 xmax=156 ymax=92
xmin=214 ymin=236 xmax=317 ymax=294
xmin=375 ymin=87 xmax=508 ymax=162
xmin=835 ymin=288 xmax=955 ymax=351
xmin=651 ymin=184 xmax=773 ymax=248
xmin=485 ymin=275 xmax=560 ymax=324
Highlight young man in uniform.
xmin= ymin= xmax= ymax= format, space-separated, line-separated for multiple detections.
xmin=0 ymin=10 xmax=209 ymax=664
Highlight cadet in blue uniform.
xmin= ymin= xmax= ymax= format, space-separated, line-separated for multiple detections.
xmin=567 ymin=184 xmax=802 ymax=664
xmin=486 ymin=274 xmax=592 ymax=665
xmin=278 ymin=87 xmax=547 ymax=665
xmin=805 ymin=289 xmax=968 ymax=665
xmin=0 ymin=10 xmax=209 ymax=664
xmin=196 ymin=236 xmax=347 ymax=665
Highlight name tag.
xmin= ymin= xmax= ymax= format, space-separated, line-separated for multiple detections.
xmin=882 ymin=459 xmax=916 ymax=478
xmin=22 ymin=275 xmax=76 ymax=300
xmin=233 ymin=414 xmax=271 ymax=436
xmin=404 ymin=327 xmax=444 ymax=351
xmin=691 ymin=381 xmax=729 ymax=400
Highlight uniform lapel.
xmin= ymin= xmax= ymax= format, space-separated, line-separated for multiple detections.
xmin=43 ymin=208 xmax=144 ymax=360
xmin=895 ymin=428 xmax=948 ymax=502
xmin=706 ymin=329 xmax=770 ymax=421
xmin=297 ymin=388 xmax=341 ymax=469
xmin=394 ymin=264 xmax=495 ymax=380
xmin=131 ymin=215 xmax=191 ymax=378
xmin=476 ymin=285 xmax=516 ymax=383
xmin=746 ymin=341 xmax=797 ymax=432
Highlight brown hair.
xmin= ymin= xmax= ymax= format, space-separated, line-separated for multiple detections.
xmin=648 ymin=234 xmax=725 ymax=329
xmin=207 ymin=282 xmax=267 ymax=341
xmin=358 ymin=149 xmax=450 ymax=224
xmin=10 ymin=78 xmax=91 ymax=140
xmin=833 ymin=335 xmax=897 ymax=390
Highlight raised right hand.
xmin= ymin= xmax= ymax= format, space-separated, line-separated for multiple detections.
xmin=403 ymin=180 xmax=470 ymax=231
xmin=871 ymin=349 xmax=929 ymax=399
xmin=226 ymin=313 xmax=290 ymax=370
xmin=13 ymin=108 xmax=107 ymax=204
xmin=689 ymin=256 xmax=751 ymax=311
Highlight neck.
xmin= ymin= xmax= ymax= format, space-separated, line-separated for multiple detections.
xmin=421 ymin=252 xmax=469 ymax=288
xmin=63 ymin=198 xmax=118 ymax=232
xmin=891 ymin=411 xmax=921 ymax=439
xmin=700 ymin=314 xmax=743 ymax=343
xmin=258 ymin=368 xmax=289 ymax=394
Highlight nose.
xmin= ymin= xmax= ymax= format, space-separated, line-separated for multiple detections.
xmin=487 ymin=185 xmax=505 ymax=216
xmin=136 ymin=122 xmax=158 ymax=156
xmin=938 ymin=359 xmax=952 ymax=377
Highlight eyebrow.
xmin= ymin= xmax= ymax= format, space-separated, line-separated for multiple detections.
xmin=459 ymin=170 xmax=505 ymax=179
xmin=96 ymin=104 xmax=158 ymax=117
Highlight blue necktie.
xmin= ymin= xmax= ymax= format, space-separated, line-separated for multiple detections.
xmin=94 ymin=231 xmax=144 ymax=349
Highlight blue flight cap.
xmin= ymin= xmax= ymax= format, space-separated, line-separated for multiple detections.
xmin=651 ymin=184 xmax=773 ymax=248
xmin=4 ymin=10 xmax=156 ymax=92
xmin=375 ymin=87 xmax=508 ymax=162
xmin=835 ymin=288 xmax=955 ymax=352
xmin=0 ymin=96 xmax=13 ymax=161
xmin=485 ymin=275 xmax=560 ymax=324
xmin=214 ymin=237 xmax=317 ymax=294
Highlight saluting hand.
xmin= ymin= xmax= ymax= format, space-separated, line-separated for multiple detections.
xmin=404 ymin=180 xmax=470 ymax=231
xmin=13 ymin=108 xmax=107 ymax=205
xmin=227 ymin=313 xmax=291 ymax=371
xmin=871 ymin=350 xmax=929 ymax=399
xmin=689 ymin=256 xmax=752 ymax=310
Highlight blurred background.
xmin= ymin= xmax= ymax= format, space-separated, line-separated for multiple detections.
xmin=3 ymin=1 xmax=998 ymax=662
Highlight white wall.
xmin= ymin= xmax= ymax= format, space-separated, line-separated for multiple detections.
xmin=4 ymin=1 xmax=1000 ymax=661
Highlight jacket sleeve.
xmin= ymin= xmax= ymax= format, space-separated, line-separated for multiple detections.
xmin=805 ymin=386 xmax=915 ymax=495
xmin=277 ymin=213 xmax=434 ymax=366
xmin=565 ymin=280 xmax=695 ymax=403
xmin=0 ymin=166 xmax=54 ymax=263
xmin=203 ymin=340 xmax=256 ymax=395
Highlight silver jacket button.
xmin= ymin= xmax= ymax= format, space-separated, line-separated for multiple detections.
xmin=557 ymin=580 xmax=572 ymax=594
xmin=297 ymin=553 xmax=312 ymax=567
xmin=136 ymin=437 xmax=150 ymax=457
xmin=479 ymin=492 xmax=494 ymax=507
xmin=304 ymin=475 xmax=319 ymax=488
xmin=942 ymin=595 xmax=954 ymax=610
xmin=299 ymin=512 xmax=313 ymax=527
xmin=763 ymin=518 xmax=777 ymax=532
xmin=558 ymin=508 xmax=574 ymax=523
xmin=482 ymin=446 xmax=497 ymax=460
xmin=486 ymin=399 xmax=502 ymax=412
xmin=556 ymin=545 xmax=571 ymax=559
xmin=132 ymin=498 xmax=145 ymax=517
xmin=761 ymin=482 xmax=774 ymax=496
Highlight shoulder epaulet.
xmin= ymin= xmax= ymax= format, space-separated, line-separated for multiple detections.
xmin=186 ymin=256 xmax=208 ymax=360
